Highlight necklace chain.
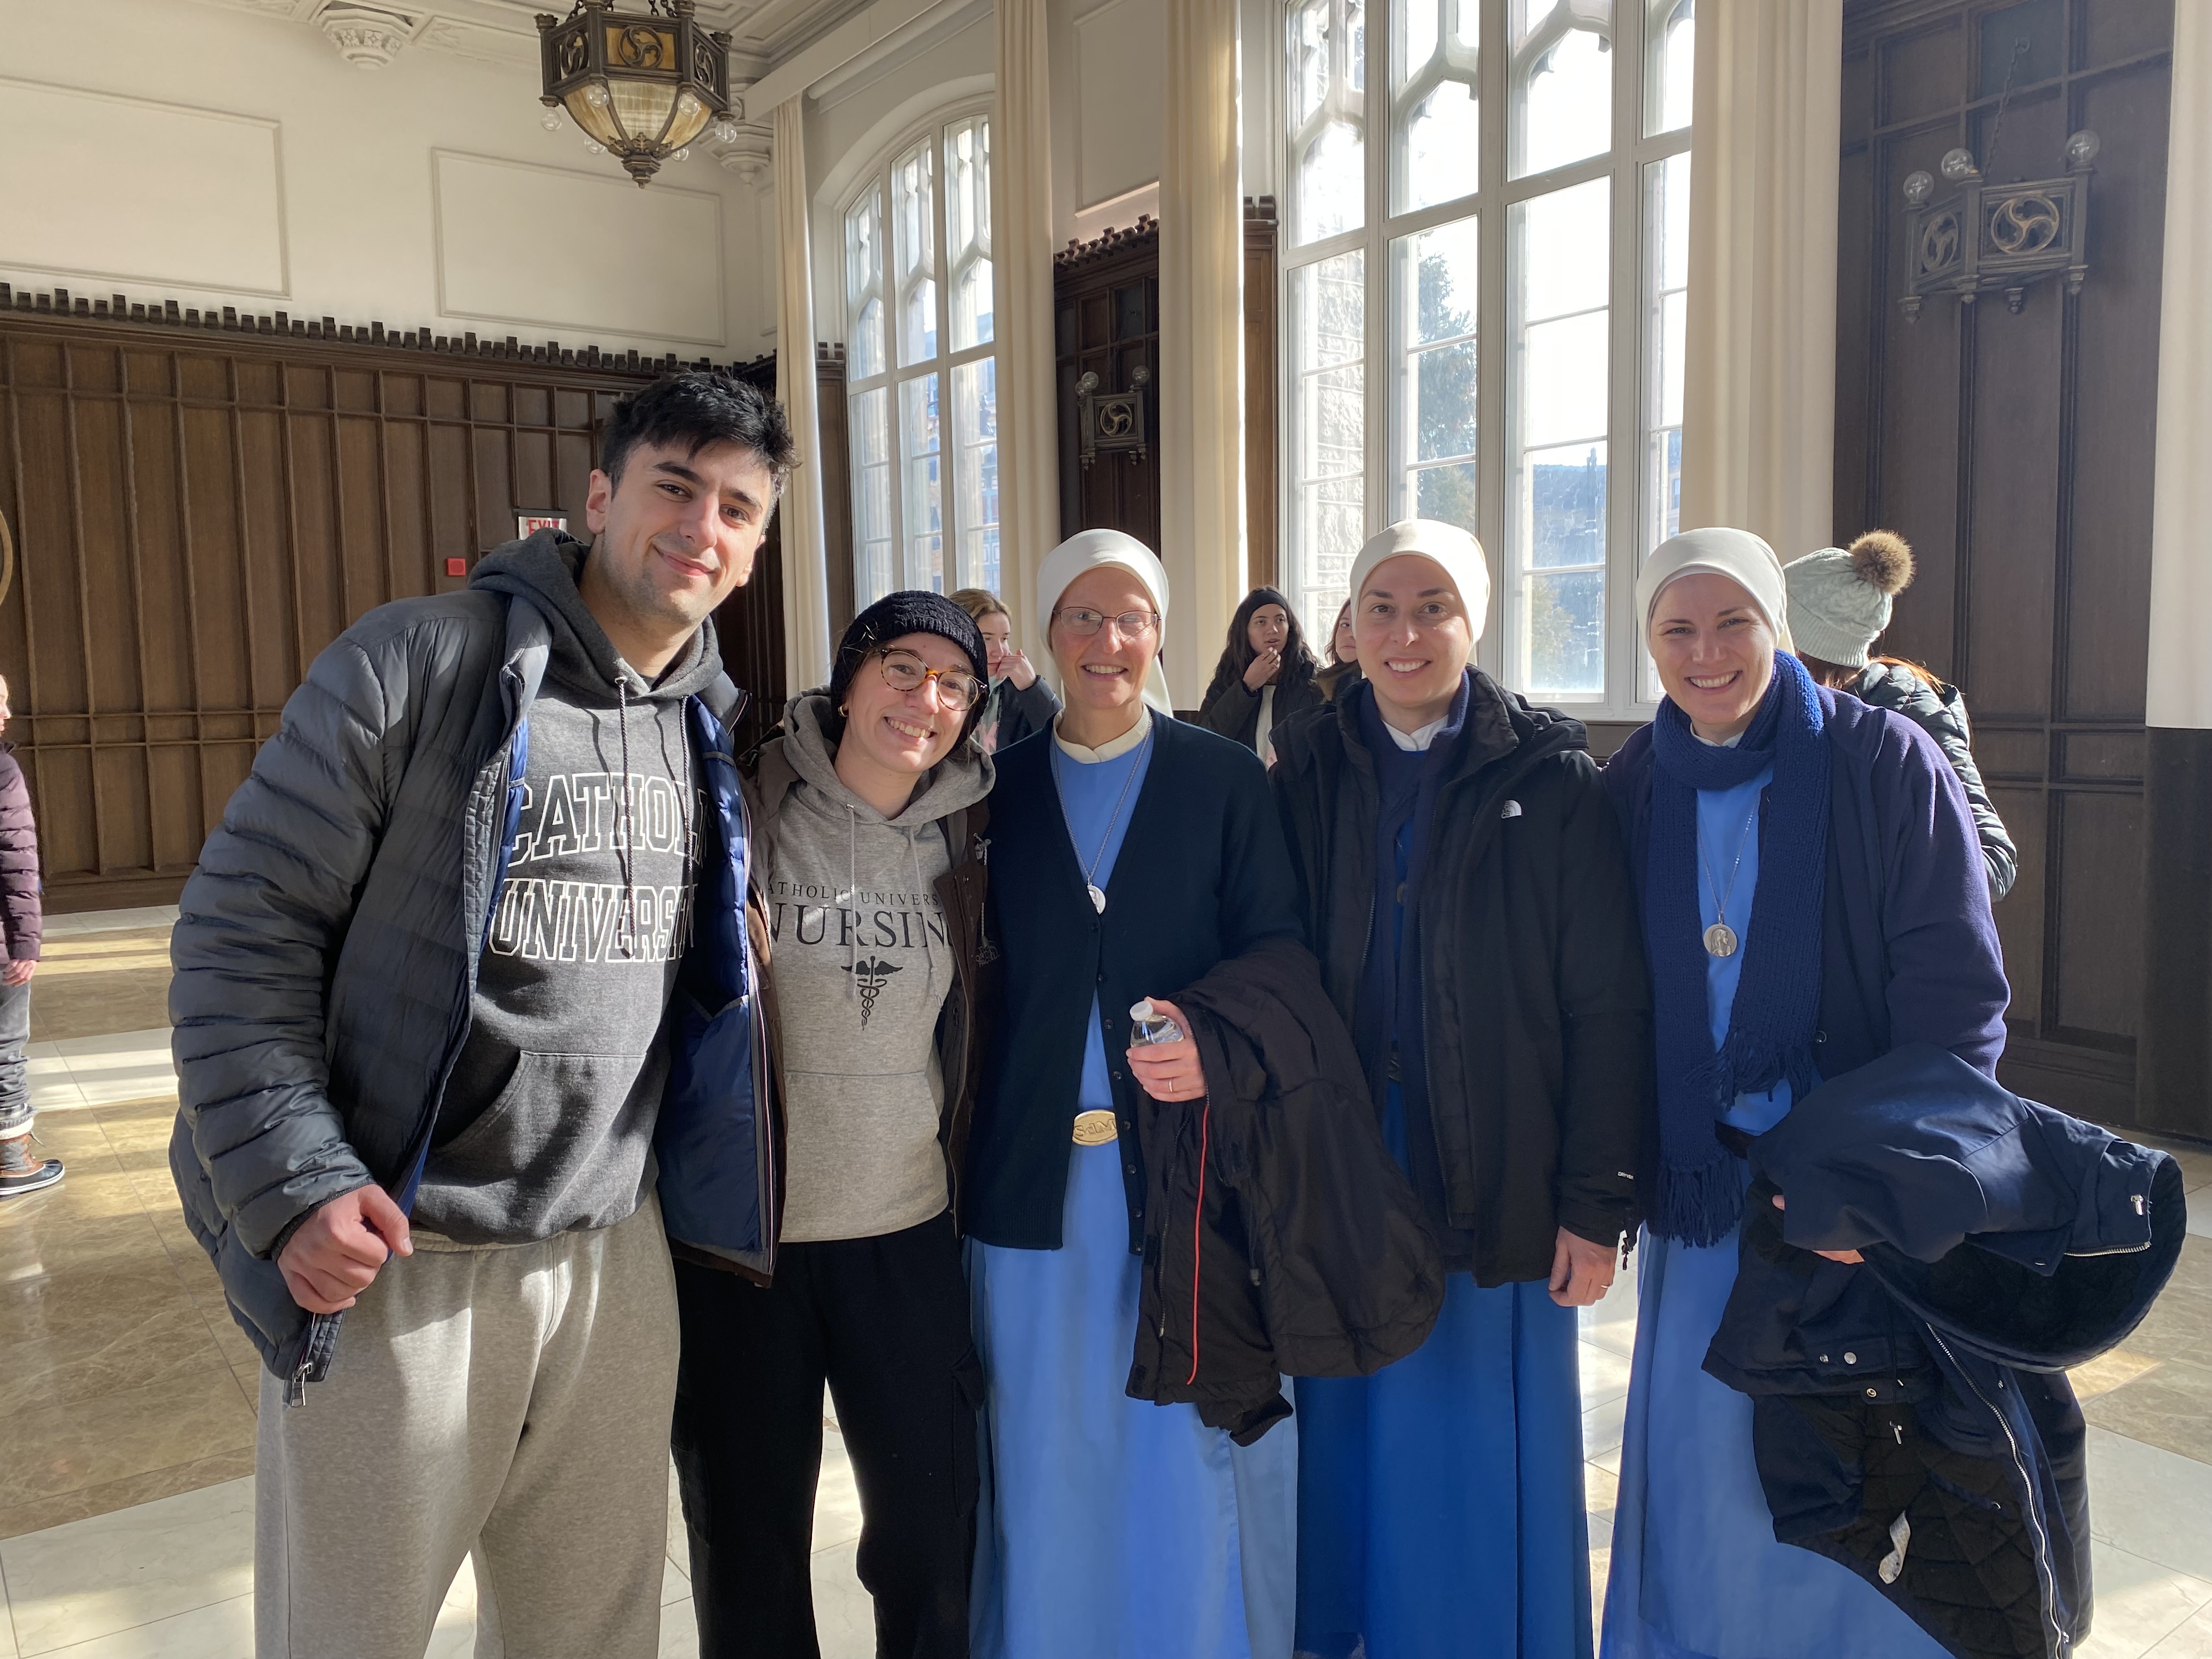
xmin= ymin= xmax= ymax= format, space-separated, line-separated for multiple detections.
xmin=1069 ymin=734 xmax=1149 ymax=900
xmin=1697 ymin=803 xmax=1759 ymax=933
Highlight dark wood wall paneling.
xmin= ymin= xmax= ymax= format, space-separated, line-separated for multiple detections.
xmin=0 ymin=281 xmax=797 ymax=907
xmin=1834 ymin=0 xmax=2175 ymax=1125
xmin=1056 ymin=218 xmax=1163 ymax=550
xmin=1244 ymin=196 xmax=1282 ymax=594
xmin=1050 ymin=198 xmax=1288 ymax=656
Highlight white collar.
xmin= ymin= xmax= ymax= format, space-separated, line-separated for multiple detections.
xmin=1053 ymin=707 xmax=1153 ymax=763
xmin=1384 ymin=713 xmax=1450 ymax=752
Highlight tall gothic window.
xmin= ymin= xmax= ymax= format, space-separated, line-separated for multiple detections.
xmin=844 ymin=110 xmax=998 ymax=605
xmin=1283 ymin=0 xmax=1694 ymax=713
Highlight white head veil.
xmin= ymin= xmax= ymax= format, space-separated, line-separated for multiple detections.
xmin=1347 ymin=519 xmax=1492 ymax=643
xmin=1035 ymin=528 xmax=1176 ymax=714
xmin=1634 ymin=527 xmax=1795 ymax=651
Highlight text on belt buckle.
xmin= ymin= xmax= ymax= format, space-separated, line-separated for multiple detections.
xmin=1071 ymin=1109 xmax=1118 ymax=1146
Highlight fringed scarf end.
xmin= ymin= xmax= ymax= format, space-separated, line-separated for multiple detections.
xmin=1651 ymin=1153 xmax=1748 ymax=1248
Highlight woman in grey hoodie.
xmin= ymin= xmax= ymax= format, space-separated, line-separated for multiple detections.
xmin=669 ymin=591 xmax=1000 ymax=1659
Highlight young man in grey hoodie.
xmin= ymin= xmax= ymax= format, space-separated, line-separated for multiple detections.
xmin=168 ymin=370 xmax=794 ymax=1659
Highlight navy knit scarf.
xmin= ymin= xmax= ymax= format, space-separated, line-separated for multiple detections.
xmin=1646 ymin=650 xmax=1830 ymax=1244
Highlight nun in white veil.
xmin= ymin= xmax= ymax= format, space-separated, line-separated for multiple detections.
xmin=962 ymin=530 xmax=1304 ymax=1659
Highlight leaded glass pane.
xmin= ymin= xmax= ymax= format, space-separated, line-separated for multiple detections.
xmin=1509 ymin=0 xmax=1613 ymax=179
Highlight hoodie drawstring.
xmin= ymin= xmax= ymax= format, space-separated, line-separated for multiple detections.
xmin=616 ymin=678 xmax=637 ymax=958
xmin=842 ymin=804 xmax=859 ymax=995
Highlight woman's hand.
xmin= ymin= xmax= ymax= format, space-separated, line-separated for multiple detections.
xmin=1006 ymin=648 xmax=1038 ymax=691
xmin=1125 ymin=997 xmax=1205 ymax=1102
xmin=1770 ymin=1192 xmax=1864 ymax=1263
xmin=1549 ymin=1228 xmax=1617 ymax=1307
xmin=1242 ymin=648 xmax=1281 ymax=691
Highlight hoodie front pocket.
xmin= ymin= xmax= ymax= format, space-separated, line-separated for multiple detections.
xmin=428 ymin=1049 xmax=652 ymax=1194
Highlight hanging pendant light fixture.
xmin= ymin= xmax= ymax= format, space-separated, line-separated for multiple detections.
xmin=536 ymin=0 xmax=736 ymax=187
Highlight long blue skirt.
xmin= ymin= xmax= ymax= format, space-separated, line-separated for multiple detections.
xmin=1295 ymin=1273 xmax=1593 ymax=1659
xmin=969 ymin=1139 xmax=1300 ymax=1659
xmin=1599 ymin=1227 xmax=1952 ymax=1659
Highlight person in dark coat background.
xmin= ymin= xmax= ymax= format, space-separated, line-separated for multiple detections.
xmin=0 ymin=676 xmax=52 ymax=1199
xmin=953 ymin=585 xmax=1060 ymax=754
xmin=1784 ymin=531 xmax=2016 ymax=899
xmin=1272 ymin=518 xmax=1652 ymax=1659
xmin=1598 ymin=526 xmax=2010 ymax=1659
xmin=1197 ymin=585 xmax=1325 ymax=759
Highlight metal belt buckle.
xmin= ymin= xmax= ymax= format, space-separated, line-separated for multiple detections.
xmin=1071 ymin=1109 xmax=1118 ymax=1146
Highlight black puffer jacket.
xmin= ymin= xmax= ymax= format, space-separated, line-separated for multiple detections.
xmin=1271 ymin=673 xmax=1653 ymax=1283
xmin=1127 ymin=936 xmax=1445 ymax=1443
xmin=1853 ymin=663 xmax=2015 ymax=900
xmin=0 ymin=745 xmax=39 ymax=961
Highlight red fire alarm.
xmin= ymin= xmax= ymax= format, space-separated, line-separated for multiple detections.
xmin=445 ymin=557 xmax=468 ymax=577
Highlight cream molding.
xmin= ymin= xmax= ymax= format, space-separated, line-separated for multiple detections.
xmin=318 ymin=3 xmax=422 ymax=67
xmin=180 ymin=0 xmax=861 ymax=80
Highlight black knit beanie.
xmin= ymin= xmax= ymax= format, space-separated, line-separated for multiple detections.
xmin=828 ymin=589 xmax=990 ymax=712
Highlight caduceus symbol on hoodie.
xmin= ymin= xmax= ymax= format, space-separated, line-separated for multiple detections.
xmin=843 ymin=955 xmax=902 ymax=1030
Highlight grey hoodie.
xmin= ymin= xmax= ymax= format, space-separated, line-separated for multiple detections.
xmin=759 ymin=694 xmax=992 ymax=1243
xmin=414 ymin=533 xmax=723 ymax=1245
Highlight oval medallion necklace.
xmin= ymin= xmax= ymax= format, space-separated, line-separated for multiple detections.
xmin=1696 ymin=802 xmax=1760 ymax=958
xmin=1069 ymin=736 xmax=1148 ymax=913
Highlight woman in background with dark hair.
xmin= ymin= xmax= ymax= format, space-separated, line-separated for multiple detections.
xmin=1316 ymin=599 xmax=1362 ymax=702
xmin=1198 ymin=586 xmax=1323 ymax=759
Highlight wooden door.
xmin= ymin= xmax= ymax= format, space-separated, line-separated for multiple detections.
xmin=1834 ymin=0 xmax=2174 ymax=1121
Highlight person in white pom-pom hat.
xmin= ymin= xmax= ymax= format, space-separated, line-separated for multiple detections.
xmin=1269 ymin=517 xmax=1651 ymax=1658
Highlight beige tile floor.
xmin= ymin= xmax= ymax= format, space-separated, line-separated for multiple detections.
xmin=1 ymin=910 xmax=2208 ymax=1657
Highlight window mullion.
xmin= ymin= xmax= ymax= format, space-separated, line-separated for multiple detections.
xmin=1363 ymin=0 xmax=1389 ymax=544
xmin=1606 ymin=0 xmax=1645 ymax=717
xmin=884 ymin=170 xmax=908 ymax=603
xmin=1474 ymin=0 xmax=1509 ymax=684
xmin=935 ymin=123 xmax=956 ymax=590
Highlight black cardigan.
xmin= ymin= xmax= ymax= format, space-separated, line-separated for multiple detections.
xmin=963 ymin=714 xmax=1303 ymax=1250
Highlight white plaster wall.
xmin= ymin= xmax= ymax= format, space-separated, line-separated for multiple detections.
xmin=1048 ymin=0 xmax=1167 ymax=245
xmin=0 ymin=0 xmax=777 ymax=359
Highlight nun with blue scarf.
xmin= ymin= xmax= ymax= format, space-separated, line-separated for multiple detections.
xmin=1597 ymin=528 xmax=2010 ymax=1659
xmin=962 ymin=529 xmax=1305 ymax=1659
xmin=1269 ymin=519 xmax=1651 ymax=1659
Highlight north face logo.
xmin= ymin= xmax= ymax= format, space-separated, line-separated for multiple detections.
xmin=844 ymin=955 xmax=903 ymax=1028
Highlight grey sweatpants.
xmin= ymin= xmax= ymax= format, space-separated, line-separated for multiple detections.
xmin=255 ymin=1194 xmax=680 ymax=1659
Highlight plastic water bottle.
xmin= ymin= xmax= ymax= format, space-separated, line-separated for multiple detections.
xmin=1129 ymin=999 xmax=1184 ymax=1046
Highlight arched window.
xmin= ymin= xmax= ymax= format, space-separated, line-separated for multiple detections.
xmin=1282 ymin=0 xmax=1694 ymax=714
xmin=844 ymin=110 xmax=997 ymax=605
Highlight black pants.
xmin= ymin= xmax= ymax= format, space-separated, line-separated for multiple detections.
xmin=670 ymin=1211 xmax=981 ymax=1659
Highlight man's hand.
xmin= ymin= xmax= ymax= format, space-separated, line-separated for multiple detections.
xmin=1006 ymin=648 xmax=1039 ymax=691
xmin=1242 ymin=648 xmax=1282 ymax=691
xmin=1 ymin=959 xmax=35 ymax=986
xmin=1770 ymin=1192 xmax=1863 ymax=1263
xmin=1126 ymin=997 xmax=1205 ymax=1102
xmin=1549 ymin=1228 xmax=1617 ymax=1307
xmin=276 ymin=1184 xmax=413 ymax=1313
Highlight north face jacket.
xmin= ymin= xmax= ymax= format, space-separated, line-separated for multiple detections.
xmin=1271 ymin=672 xmax=1653 ymax=1283
xmin=1706 ymin=1043 xmax=2186 ymax=1659
xmin=1126 ymin=935 xmax=1446 ymax=1443
xmin=169 ymin=533 xmax=773 ymax=1394
xmin=1850 ymin=662 xmax=2016 ymax=900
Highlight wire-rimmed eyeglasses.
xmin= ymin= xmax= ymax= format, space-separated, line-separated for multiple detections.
xmin=1052 ymin=607 xmax=1161 ymax=639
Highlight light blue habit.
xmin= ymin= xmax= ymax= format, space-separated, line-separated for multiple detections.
xmin=1599 ymin=768 xmax=1951 ymax=1659
xmin=969 ymin=730 xmax=1300 ymax=1659
xmin=1294 ymin=749 xmax=1592 ymax=1659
